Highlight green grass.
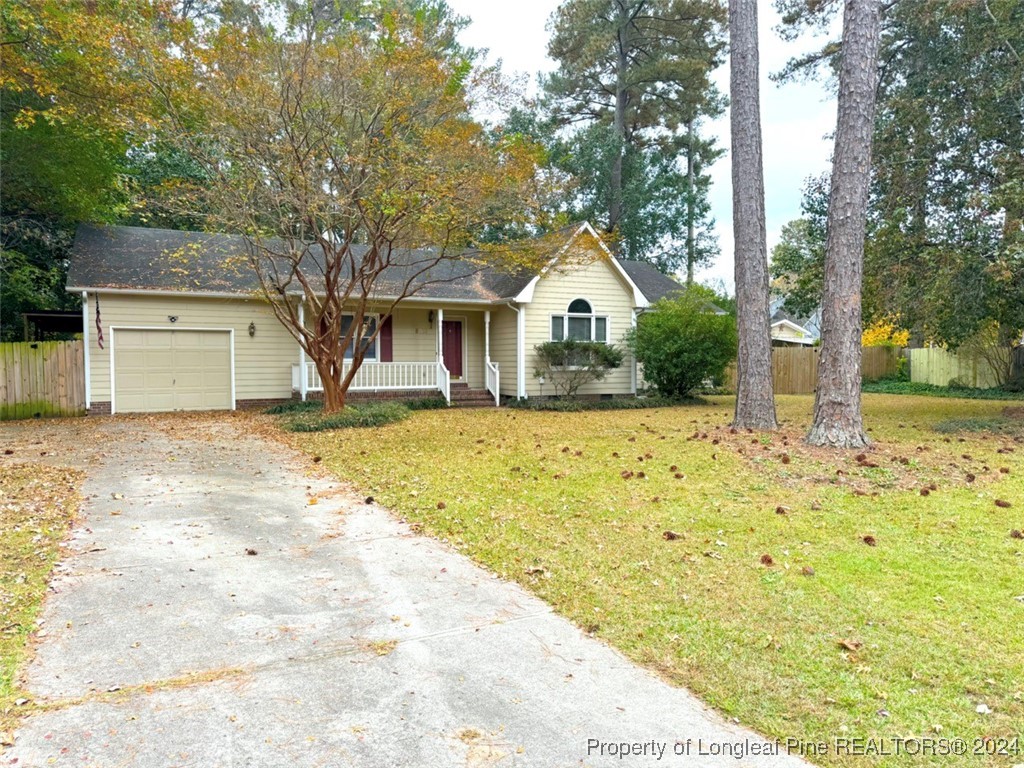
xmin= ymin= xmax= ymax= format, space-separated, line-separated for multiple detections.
xmin=0 ymin=462 xmax=81 ymax=730
xmin=297 ymin=393 xmax=1024 ymax=767
xmin=863 ymin=379 xmax=1024 ymax=400
xmin=933 ymin=417 xmax=1024 ymax=438
xmin=506 ymin=395 xmax=695 ymax=411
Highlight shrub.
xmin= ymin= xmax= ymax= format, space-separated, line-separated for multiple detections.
xmin=861 ymin=379 xmax=1024 ymax=400
xmin=405 ymin=396 xmax=450 ymax=411
xmin=284 ymin=402 xmax=411 ymax=432
xmin=265 ymin=399 xmax=323 ymax=415
xmin=627 ymin=294 xmax=738 ymax=398
xmin=533 ymin=339 xmax=624 ymax=398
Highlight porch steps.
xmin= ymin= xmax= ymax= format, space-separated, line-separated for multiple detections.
xmin=449 ymin=383 xmax=497 ymax=408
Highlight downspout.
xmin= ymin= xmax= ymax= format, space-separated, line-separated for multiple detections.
xmin=81 ymin=291 xmax=91 ymax=409
xmin=505 ymin=302 xmax=526 ymax=399
xmin=298 ymin=301 xmax=307 ymax=402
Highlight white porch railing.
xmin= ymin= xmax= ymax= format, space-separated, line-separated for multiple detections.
xmin=437 ymin=361 xmax=450 ymax=405
xmin=485 ymin=361 xmax=500 ymax=406
xmin=292 ymin=361 xmax=444 ymax=393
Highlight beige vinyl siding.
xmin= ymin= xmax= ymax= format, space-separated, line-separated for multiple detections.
xmin=384 ymin=305 xmax=486 ymax=389
xmin=522 ymin=247 xmax=637 ymax=397
xmin=89 ymin=293 xmax=297 ymax=404
xmin=489 ymin=304 xmax=519 ymax=396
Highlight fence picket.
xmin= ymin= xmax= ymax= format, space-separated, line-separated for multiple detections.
xmin=0 ymin=340 xmax=86 ymax=420
xmin=724 ymin=346 xmax=898 ymax=395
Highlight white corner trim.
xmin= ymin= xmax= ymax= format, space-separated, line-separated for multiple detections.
xmin=81 ymin=291 xmax=91 ymax=408
xmin=516 ymin=303 xmax=526 ymax=399
xmin=630 ymin=308 xmax=638 ymax=394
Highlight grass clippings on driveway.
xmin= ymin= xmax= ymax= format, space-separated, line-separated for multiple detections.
xmin=0 ymin=460 xmax=81 ymax=733
xmin=296 ymin=394 xmax=1024 ymax=767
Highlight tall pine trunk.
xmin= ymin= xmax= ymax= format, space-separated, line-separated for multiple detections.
xmin=686 ymin=119 xmax=696 ymax=284
xmin=807 ymin=0 xmax=881 ymax=449
xmin=729 ymin=0 xmax=777 ymax=431
xmin=608 ymin=0 xmax=630 ymax=251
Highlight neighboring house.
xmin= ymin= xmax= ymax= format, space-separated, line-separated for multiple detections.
xmin=67 ymin=222 xmax=688 ymax=414
xmin=769 ymin=301 xmax=819 ymax=347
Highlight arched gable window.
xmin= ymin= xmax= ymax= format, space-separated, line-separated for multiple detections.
xmin=550 ymin=298 xmax=609 ymax=342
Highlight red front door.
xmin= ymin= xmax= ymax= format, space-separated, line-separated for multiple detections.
xmin=442 ymin=320 xmax=463 ymax=379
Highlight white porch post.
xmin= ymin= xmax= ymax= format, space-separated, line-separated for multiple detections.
xmin=484 ymin=310 xmax=491 ymax=365
xmin=630 ymin=309 xmax=638 ymax=394
xmin=298 ymin=302 xmax=308 ymax=401
xmin=81 ymin=291 xmax=91 ymax=409
xmin=436 ymin=308 xmax=444 ymax=362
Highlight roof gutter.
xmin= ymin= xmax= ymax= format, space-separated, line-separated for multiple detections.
xmin=66 ymin=285 xmax=508 ymax=307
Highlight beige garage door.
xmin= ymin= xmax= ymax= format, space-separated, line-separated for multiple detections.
xmin=113 ymin=329 xmax=232 ymax=413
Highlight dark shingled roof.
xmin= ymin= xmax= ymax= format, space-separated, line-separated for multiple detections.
xmin=619 ymin=260 xmax=727 ymax=314
xmin=618 ymin=260 xmax=687 ymax=303
xmin=67 ymin=224 xmax=537 ymax=302
xmin=67 ymin=223 xmax=691 ymax=307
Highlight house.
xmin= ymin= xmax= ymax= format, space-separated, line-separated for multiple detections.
xmin=769 ymin=302 xmax=819 ymax=347
xmin=66 ymin=222 xmax=688 ymax=414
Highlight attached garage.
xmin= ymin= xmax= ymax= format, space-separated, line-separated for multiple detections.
xmin=111 ymin=328 xmax=234 ymax=414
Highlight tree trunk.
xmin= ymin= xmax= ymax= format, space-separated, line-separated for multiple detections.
xmin=608 ymin=0 xmax=630 ymax=250
xmin=807 ymin=0 xmax=881 ymax=449
xmin=318 ymin=359 xmax=348 ymax=413
xmin=729 ymin=0 xmax=777 ymax=431
xmin=686 ymin=119 xmax=696 ymax=284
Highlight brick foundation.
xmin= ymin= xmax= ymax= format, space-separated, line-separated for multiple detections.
xmin=87 ymin=401 xmax=112 ymax=415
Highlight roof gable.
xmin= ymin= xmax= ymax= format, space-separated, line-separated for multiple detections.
xmin=511 ymin=223 xmax=648 ymax=308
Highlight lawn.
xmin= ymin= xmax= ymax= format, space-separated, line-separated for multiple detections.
xmin=296 ymin=394 xmax=1024 ymax=767
xmin=0 ymin=461 xmax=81 ymax=738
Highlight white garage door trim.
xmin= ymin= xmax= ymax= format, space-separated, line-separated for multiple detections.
xmin=109 ymin=326 xmax=236 ymax=415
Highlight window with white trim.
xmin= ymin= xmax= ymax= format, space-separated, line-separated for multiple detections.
xmin=550 ymin=299 xmax=608 ymax=342
xmin=340 ymin=314 xmax=378 ymax=360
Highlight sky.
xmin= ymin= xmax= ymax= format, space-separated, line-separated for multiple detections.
xmin=445 ymin=0 xmax=839 ymax=292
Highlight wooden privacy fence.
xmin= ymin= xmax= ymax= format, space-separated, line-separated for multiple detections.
xmin=0 ymin=341 xmax=86 ymax=420
xmin=907 ymin=347 xmax=1017 ymax=389
xmin=725 ymin=346 xmax=899 ymax=395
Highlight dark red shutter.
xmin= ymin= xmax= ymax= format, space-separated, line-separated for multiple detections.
xmin=379 ymin=315 xmax=393 ymax=362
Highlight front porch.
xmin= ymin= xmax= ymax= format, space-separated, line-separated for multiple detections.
xmin=291 ymin=306 xmax=501 ymax=406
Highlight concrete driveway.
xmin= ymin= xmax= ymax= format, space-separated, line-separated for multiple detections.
xmin=4 ymin=416 xmax=809 ymax=768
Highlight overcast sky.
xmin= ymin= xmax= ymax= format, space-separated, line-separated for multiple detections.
xmin=445 ymin=0 xmax=838 ymax=293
